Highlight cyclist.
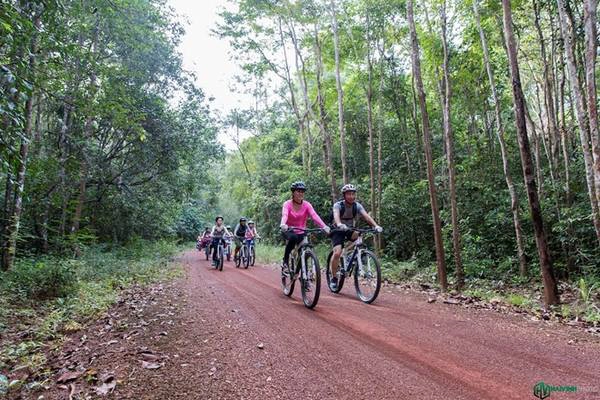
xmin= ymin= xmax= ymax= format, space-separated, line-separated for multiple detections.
xmin=329 ymin=184 xmax=382 ymax=290
xmin=245 ymin=220 xmax=261 ymax=240
xmin=280 ymin=181 xmax=330 ymax=276
xmin=233 ymin=217 xmax=248 ymax=262
xmin=197 ymin=227 xmax=211 ymax=250
xmin=210 ymin=216 xmax=232 ymax=266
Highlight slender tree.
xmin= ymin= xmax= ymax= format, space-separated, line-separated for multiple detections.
xmin=407 ymin=0 xmax=447 ymax=291
xmin=440 ymin=0 xmax=463 ymax=287
xmin=473 ymin=0 xmax=527 ymax=277
xmin=502 ymin=0 xmax=558 ymax=305
xmin=330 ymin=0 xmax=349 ymax=184
xmin=557 ymin=0 xmax=600 ymax=244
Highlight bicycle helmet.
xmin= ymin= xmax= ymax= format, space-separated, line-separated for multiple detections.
xmin=290 ymin=181 xmax=307 ymax=191
xmin=239 ymin=217 xmax=247 ymax=222
xmin=226 ymin=225 xmax=231 ymax=230
xmin=248 ymin=220 xmax=255 ymax=225
xmin=215 ymin=215 xmax=223 ymax=222
xmin=341 ymin=183 xmax=357 ymax=193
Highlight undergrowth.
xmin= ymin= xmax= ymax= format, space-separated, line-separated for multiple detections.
xmin=0 ymin=239 xmax=184 ymax=386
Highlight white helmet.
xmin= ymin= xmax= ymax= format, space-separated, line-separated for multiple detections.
xmin=341 ymin=184 xmax=357 ymax=194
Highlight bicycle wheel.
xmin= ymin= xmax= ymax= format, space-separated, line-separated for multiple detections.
xmin=325 ymin=251 xmax=345 ymax=293
xmin=281 ymin=258 xmax=295 ymax=297
xmin=300 ymin=250 xmax=320 ymax=309
xmin=235 ymin=246 xmax=242 ymax=268
xmin=354 ymin=249 xmax=381 ymax=303
xmin=218 ymin=246 xmax=224 ymax=271
xmin=244 ymin=245 xmax=250 ymax=269
xmin=226 ymin=246 xmax=231 ymax=261
xmin=249 ymin=246 xmax=255 ymax=266
xmin=205 ymin=246 xmax=209 ymax=261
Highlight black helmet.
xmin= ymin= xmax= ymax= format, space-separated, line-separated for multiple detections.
xmin=290 ymin=181 xmax=307 ymax=191
xmin=239 ymin=217 xmax=247 ymax=222
xmin=215 ymin=215 xmax=223 ymax=222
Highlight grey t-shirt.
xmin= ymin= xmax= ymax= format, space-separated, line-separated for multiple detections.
xmin=333 ymin=201 xmax=365 ymax=227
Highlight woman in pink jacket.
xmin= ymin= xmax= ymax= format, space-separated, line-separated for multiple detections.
xmin=279 ymin=181 xmax=330 ymax=275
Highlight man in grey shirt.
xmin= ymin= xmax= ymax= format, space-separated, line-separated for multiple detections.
xmin=329 ymin=184 xmax=382 ymax=290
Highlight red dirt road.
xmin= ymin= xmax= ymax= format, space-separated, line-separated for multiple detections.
xmin=49 ymin=250 xmax=600 ymax=399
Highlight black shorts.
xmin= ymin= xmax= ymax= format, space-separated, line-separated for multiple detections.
xmin=331 ymin=230 xmax=354 ymax=247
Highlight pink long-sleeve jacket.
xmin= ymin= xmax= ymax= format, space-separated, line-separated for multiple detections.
xmin=280 ymin=200 xmax=327 ymax=234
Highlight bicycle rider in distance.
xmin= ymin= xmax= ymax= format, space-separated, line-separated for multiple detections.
xmin=210 ymin=216 xmax=232 ymax=266
xmin=233 ymin=217 xmax=248 ymax=262
xmin=245 ymin=220 xmax=261 ymax=241
xmin=329 ymin=184 xmax=383 ymax=290
xmin=280 ymin=181 xmax=331 ymax=276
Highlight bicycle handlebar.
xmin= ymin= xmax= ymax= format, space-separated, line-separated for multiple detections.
xmin=331 ymin=227 xmax=382 ymax=234
xmin=285 ymin=227 xmax=327 ymax=233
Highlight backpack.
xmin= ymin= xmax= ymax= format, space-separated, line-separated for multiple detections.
xmin=327 ymin=200 xmax=358 ymax=226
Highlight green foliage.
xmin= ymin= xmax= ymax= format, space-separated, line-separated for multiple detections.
xmin=2 ymin=259 xmax=77 ymax=301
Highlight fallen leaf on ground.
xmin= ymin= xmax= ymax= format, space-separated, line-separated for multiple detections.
xmin=141 ymin=361 xmax=161 ymax=370
xmin=56 ymin=371 xmax=82 ymax=384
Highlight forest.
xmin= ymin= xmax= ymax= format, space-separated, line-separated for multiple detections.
xmin=2 ymin=0 xmax=600 ymax=318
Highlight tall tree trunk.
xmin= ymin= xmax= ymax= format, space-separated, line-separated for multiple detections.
xmin=502 ymin=0 xmax=559 ymax=306
xmin=376 ymin=37 xmax=385 ymax=251
xmin=2 ymin=12 xmax=41 ymax=270
xmin=330 ymin=0 xmax=348 ymax=184
xmin=407 ymin=0 xmax=447 ymax=291
xmin=314 ymin=27 xmax=337 ymax=202
xmin=440 ymin=0 xmax=463 ymax=288
xmin=557 ymin=0 xmax=600 ymax=244
xmin=288 ymin=16 xmax=314 ymax=178
xmin=583 ymin=0 xmax=600 ymax=213
xmin=277 ymin=18 xmax=308 ymax=175
xmin=71 ymin=40 xmax=99 ymax=238
xmin=533 ymin=0 xmax=560 ymax=175
xmin=365 ymin=12 xmax=377 ymax=242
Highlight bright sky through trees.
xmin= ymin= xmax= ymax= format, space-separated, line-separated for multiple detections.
xmin=168 ymin=0 xmax=252 ymax=149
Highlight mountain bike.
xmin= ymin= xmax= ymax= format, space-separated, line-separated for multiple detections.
xmin=281 ymin=228 xmax=324 ymax=309
xmin=325 ymin=228 xmax=382 ymax=304
xmin=212 ymin=236 xmax=229 ymax=271
xmin=244 ymin=237 xmax=258 ymax=268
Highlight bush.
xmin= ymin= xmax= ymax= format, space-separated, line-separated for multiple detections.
xmin=3 ymin=259 xmax=77 ymax=301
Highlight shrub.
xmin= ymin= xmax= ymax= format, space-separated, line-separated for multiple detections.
xmin=4 ymin=259 xmax=77 ymax=301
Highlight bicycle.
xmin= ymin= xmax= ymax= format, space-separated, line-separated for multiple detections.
xmin=281 ymin=227 xmax=324 ymax=309
xmin=325 ymin=227 xmax=382 ymax=304
xmin=211 ymin=236 xmax=229 ymax=271
xmin=234 ymin=237 xmax=247 ymax=269
xmin=244 ymin=237 xmax=258 ymax=268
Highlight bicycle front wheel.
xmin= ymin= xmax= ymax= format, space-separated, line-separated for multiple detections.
xmin=300 ymin=250 xmax=321 ymax=309
xmin=235 ymin=247 xmax=242 ymax=268
xmin=354 ymin=249 xmax=381 ymax=303
xmin=249 ymin=246 xmax=255 ymax=266
xmin=243 ymin=246 xmax=250 ymax=269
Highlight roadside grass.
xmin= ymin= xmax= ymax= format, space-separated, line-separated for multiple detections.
xmin=0 ymin=239 xmax=184 ymax=388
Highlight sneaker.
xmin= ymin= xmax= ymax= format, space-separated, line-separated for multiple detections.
xmin=330 ymin=276 xmax=338 ymax=290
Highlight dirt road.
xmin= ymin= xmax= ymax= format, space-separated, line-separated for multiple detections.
xmin=47 ymin=250 xmax=600 ymax=399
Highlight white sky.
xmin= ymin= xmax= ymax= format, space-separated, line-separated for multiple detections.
xmin=168 ymin=0 xmax=252 ymax=149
